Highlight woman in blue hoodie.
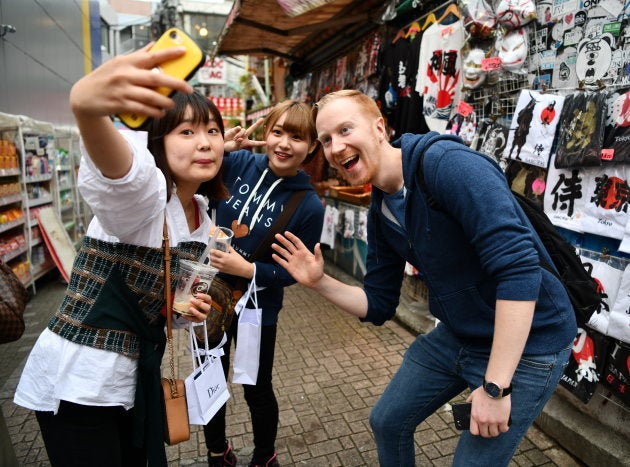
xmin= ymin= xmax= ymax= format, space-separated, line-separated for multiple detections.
xmin=200 ymin=100 xmax=325 ymax=467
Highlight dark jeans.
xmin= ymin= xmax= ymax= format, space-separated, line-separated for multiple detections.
xmin=36 ymin=401 xmax=146 ymax=467
xmin=204 ymin=321 xmax=278 ymax=460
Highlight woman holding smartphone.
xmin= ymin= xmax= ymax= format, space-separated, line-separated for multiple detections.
xmin=14 ymin=44 xmax=227 ymax=466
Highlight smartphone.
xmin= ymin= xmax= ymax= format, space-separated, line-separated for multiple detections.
xmin=452 ymin=402 xmax=472 ymax=430
xmin=117 ymin=28 xmax=205 ymax=129
xmin=451 ymin=401 xmax=512 ymax=430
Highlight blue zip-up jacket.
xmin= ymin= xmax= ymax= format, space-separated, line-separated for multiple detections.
xmin=210 ymin=150 xmax=324 ymax=325
xmin=363 ymin=132 xmax=577 ymax=355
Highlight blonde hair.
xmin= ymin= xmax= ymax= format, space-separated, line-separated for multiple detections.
xmin=313 ymin=89 xmax=383 ymax=121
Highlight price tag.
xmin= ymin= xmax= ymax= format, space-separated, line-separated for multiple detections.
xmin=601 ymin=149 xmax=614 ymax=161
xmin=457 ymin=101 xmax=474 ymax=117
xmin=482 ymin=57 xmax=502 ymax=71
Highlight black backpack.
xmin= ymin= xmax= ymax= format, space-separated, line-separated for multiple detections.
xmin=416 ymin=151 xmax=603 ymax=328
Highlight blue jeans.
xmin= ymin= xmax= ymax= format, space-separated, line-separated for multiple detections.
xmin=369 ymin=323 xmax=571 ymax=467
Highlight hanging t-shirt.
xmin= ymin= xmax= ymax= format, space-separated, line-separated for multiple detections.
xmin=603 ymin=89 xmax=630 ymax=163
xmin=579 ymin=164 xmax=630 ymax=240
xmin=415 ymin=20 xmax=465 ymax=133
xmin=396 ymin=31 xmax=430 ymax=136
xmin=503 ymin=90 xmax=565 ymax=168
xmin=543 ymin=153 xmax=586 ymax=232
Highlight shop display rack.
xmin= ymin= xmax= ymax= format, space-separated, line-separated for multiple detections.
xmin=0 ymin=112 xmax=91 ymax=293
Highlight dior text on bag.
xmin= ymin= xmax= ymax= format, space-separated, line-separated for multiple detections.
xmin=161 ymin=221 xmax=190 ymax=445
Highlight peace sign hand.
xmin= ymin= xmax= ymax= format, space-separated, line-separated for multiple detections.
xmin=224 ymin=117 xmax=266 ymax=152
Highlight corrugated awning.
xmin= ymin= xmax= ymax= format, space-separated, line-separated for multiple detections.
xmin=213 ymin=0 xmax=388 ymax=76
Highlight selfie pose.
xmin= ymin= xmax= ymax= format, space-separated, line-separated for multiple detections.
xmin=14 ymin=44 xmax=227 ymax=466
xmin=272 ymin=90 xmax=577 ymax=466
xmin=200 ymin=100 xmax=325 ymax=467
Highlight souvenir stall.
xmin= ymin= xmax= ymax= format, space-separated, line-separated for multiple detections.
xmin=286 ymin=0 xmax=630 ymax=460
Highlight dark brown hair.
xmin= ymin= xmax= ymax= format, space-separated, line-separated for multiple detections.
xmin=263 ymin=99 xmax=322 ymax=165
xmin=147 ymin=91 xmax=228 ymax=201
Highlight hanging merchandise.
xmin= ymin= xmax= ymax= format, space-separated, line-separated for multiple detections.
xmin=582 ymin=252 xmax=625 ymax=336
xmin=445 ymin=102 xmax=477 ymax=145
xmin=503 ymin=89 xmax=565 ymax=167
xmin=319 ymin=204 xmax=338 ymax=249
xmin=601 ymin=340 xmax=630 ymax=406
xmin=553 ymin=91 xmax=607 ymax=169
xmin=494 ymin=0 xmax=536 ymax=30
xmin=608 ymin=263 xmax=630 ymax=345
xmin=477 ymin=121 xmax=509 ymax=168
xmin=543 ymin=157 xmax=586 ymax=231
xmin=462 ymin=44 xmax=493 ymax=89
xmin=505 ymin=160 xmax=547 ymax=205
xmin=415 ymin=19 xmax=466 ymax=132
xmin=343 ymin=209 xmax=355 ymax=239
xmin=496 ymin=27 xmax=529 ymax=73
xmin=576 ymin=33 xmax=616 ymax=86
xmin=459 ymin=0 xmax=496 ymax=39
xmin=560 ymin=327 xmax=610 ymax=404
xmin=603 ymin=89 xmax=630 ymax=163
xmin=579 ymin=165 xmax=630 ymax=240
xmin=379 ymin=24 xmax=428 ymax=137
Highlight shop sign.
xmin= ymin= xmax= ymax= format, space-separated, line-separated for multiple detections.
xmin=276 ymin=0 xmax=335 ymax=17
xmin=198 ymin=58 xmax=227 ymax=85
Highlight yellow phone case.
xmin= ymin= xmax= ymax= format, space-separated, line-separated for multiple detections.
xmin=118 ymin=28 xmax=205 ymax=129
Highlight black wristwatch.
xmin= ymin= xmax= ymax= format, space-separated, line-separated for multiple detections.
xmin=483 ymin=379 xmax=512 ymax=399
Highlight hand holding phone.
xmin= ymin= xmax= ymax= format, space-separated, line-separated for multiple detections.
xmin=452 ymin=402 xmax=472 ymax=430
xmin=118 ymin=28 xmax=205 ymax=129
xmin=451 ymin=402 xmax=512 ymax=431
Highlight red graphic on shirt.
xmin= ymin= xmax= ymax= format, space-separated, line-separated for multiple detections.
xmin=426 ymin=49 xmax=460 ymax=112
xmin=591 ymin=175 xmax=630 ymax=212
xmin=572 ymin=330 xmax=598 ymax=383
xmin=540 ymin=101 xmax=557 ymax=125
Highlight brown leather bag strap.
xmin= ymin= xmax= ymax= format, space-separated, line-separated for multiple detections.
xmin=163 ymin=218 xmax=172 ymax=339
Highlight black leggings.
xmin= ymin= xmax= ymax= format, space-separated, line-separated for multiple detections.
xmin=203 ymin=322 xmax=278 ymax=460
xmin=36 ymin=401 xmax=146 ymax=467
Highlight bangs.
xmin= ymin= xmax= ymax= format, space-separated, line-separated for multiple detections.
xmin=178 ymin=93 xmax=212 ymax=126
xmin=274 ymin=105 xmax=313 ymax=141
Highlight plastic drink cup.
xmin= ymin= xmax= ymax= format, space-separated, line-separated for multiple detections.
xmin=173 ymin=259 xmax=218 ymax=316
xmin=210 ymin=226 xmax=234 ymax=253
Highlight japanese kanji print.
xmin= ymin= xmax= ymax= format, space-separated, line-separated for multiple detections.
xmin=415 ymin=20 xmax=465 ymax=132
xmin=554 ymin=91 xmax=606 ymax=169
xmin=608 ymin=263 xmax=630 ymax=345
xmin=543 ymin=154 xmax=586 ymax=231
xmin=503 ymin=89 xmax=565 ymax=168
xmin=579 ymin=165 xmax=630 ymax=240
xmin=603 ymin=88 xmax=630 ymax=163
xmin=601 ymin=340 xmax=630 ymax=405
xmin=560 ymin=327 xmax=610 ymax=403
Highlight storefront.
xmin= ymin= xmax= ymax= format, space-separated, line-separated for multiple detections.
xmin=215 ymin=1 xmax=630 ymax=463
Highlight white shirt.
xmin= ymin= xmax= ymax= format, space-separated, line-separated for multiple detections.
xmin=14 ymin=131 xmax=211 ymax=413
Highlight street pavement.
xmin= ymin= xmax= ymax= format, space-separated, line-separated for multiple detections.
xmin=1 ymin=269 xmax=585 ymax=466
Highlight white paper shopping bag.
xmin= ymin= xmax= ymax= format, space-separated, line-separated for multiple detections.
xmin=185 ymin=323 xmax=230 ymax=425
xmin=232 ymin=274 xmax=263 ymax=385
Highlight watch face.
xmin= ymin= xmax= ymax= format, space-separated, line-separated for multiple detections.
xmin=484 ymin=381 xmax=502 ymax=398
